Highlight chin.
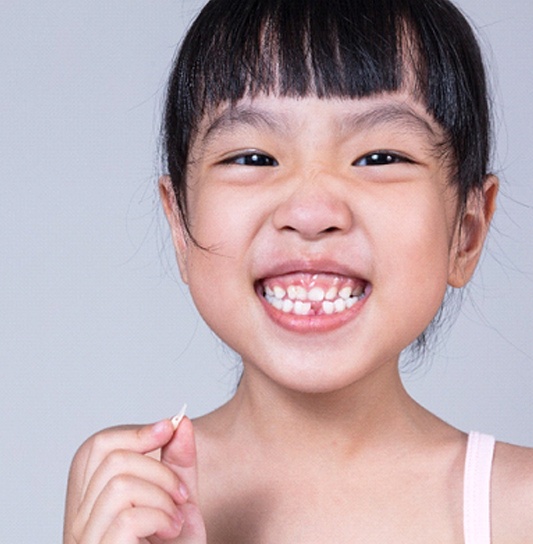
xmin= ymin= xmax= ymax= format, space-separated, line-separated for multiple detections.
xmin=241 ymin=348 xmax=395 ymax=397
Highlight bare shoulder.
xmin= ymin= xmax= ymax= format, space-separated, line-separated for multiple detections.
xmin=492 ymin=441 xmax=533 ymax=543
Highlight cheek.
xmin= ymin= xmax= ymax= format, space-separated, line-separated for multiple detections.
xmin=182 ymin=193 xmax=260 ymax=333
xmin=184 ymin=245 xmax=244 ymax=347
xmin=187 ymin=184 xmax=262 ymax=250
xmin=371 ymin=193 xmax=453 ymax=313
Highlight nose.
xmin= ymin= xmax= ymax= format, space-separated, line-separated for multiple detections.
xmin=272 ymin=174 xmax=353 ymax=240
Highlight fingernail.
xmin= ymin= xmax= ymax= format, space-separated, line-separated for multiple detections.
xmin=171 ymin=403 xmax=187 ymax=431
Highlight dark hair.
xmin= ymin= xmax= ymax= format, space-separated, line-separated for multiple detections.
xmin=163 ymin=0 xmax=491 ymax=228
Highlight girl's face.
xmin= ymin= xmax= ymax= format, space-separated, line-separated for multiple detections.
xmin=162 ymin=94 xmax=495 ymax=394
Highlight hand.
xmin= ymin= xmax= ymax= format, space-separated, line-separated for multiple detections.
xmin=65 ymin=417 xmax=206 ymax=544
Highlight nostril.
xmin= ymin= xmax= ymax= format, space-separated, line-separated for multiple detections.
xmin=281 ymin=224 xmax=339 ymax=236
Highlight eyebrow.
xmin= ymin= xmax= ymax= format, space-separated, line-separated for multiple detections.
xmin=198 ymin=101 xmax=441 ymax=150
xmin=338 ymin=103 xmax=439 ymax=143
xmin=199 ymin=104 xmax=292 ymax=149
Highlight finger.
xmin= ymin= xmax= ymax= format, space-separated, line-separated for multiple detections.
xmin=80 ymin=475 xmax=184 ymax=544
xmin=99 ymin=506 xmax=184 ymax=544
xmin=161 ymin=417 xmax=198 ymax=503
xmin=76 ymin=450 xmax=187 ymax=534
xmin=81 ymin=420 xmax=175 ymax=494
xmin=171 ymin=501 xmax=207 ymax=543
xmin=161 ymin=418 xmax=207 ymax=542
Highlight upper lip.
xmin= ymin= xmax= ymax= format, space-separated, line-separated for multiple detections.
xmin=255 ymin=258 xmax=369 ymax=283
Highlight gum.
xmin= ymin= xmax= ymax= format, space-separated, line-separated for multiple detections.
xmin=262 ymin=272 xmax=363 ymax=293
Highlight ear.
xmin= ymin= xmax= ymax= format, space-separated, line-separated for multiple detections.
xmin=448 ymin=175 xmax=499 ymax=288
xmin=159 ymin=175 xmax=190 ymax=284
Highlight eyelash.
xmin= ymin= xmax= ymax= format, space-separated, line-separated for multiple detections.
xmin=353 ymin=151 xmax=412 ymax=167
xmin=221 ymin=150 xmax=411 ymax=168
xmin=222 ymin=153 xmax=279 ymax=167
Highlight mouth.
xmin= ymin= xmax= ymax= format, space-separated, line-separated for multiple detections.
xmin=256 ymin=272 xmax=370 ymax=318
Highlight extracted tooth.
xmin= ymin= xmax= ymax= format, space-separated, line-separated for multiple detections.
xmin=334 ymin=298 xmax=346 ymax=312
xmin=282 ymin=299 xmax=294 ymax=313
xmin=339 ymin=286 xmax=353 ymax=300
xmin=322 ymin=301 xmax=335 ymax=315
xmin=295 ymin=286 xmax=308 ymax=301
xmin=308 ymin=287 xmax=325 ymax=302
xmin=171 ymin=403 xmax=187 ymax=431
xmin=273 ymin=286 xmax=286 ymax=299
xmin=325 ymin=286 xmax=338 ymax=300
xmin=294 ymin=301 xmax=311 ymax=315
xmin=287 ymin=285 xmax=297 ymax=300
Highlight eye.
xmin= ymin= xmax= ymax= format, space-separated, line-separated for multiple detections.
xmin=224 ymin=152 xmax=278 ymax=167
xmin=354 ymin=151 xmax=411 ymax=167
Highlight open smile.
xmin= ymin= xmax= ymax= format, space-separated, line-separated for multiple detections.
xmin=257 ymin=272 xmax=370 ymax=319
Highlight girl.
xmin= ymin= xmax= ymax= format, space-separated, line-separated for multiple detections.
xmin=63 ymin=0 xmax=533 ymax=542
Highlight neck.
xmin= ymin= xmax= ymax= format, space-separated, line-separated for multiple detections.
xmin=209 ymin=358 xmax=435 ymax=461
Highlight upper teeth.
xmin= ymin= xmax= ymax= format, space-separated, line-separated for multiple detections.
xmin=308 ymin=287 xmax=324 ymax=301
xmin=273 ymin=286 xmax=286 ymax=299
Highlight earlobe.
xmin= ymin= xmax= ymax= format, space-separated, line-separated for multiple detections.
xmin=448 ymin=175 xmax=499 ymax=288
xmin=159 ymin=175 xmax=190 ymax=284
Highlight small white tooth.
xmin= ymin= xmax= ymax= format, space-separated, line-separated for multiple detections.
xmin=170 ymin=403 xmax=187 ymax=431
xmin=265 ymin=285 xmax=275 ymax=297
xmin=295 ymin=286 xmax=308 ymax=301
xmin=272 ymin=298 xmax=284 ymax=310
xmin=282 ymin=299 xmax=294 ymax=313
xmin=334 ymin=298 xmax=346 ymax=312
xmin=308 ymin=287 xmax=325 ymax=302
xmin=346 ymin=297 xmax=357 ymax=309
xmin=294 ymin=301 xmax=311 ymax=315
xmin=287 ymin=285 xmax=297 ymax=300
xmin=273 ymin=286 xmax=286 ymax=299
xmin=322 ymin=301 xmax=335 ymax=314
xmin=325 ymin=286 xmax=338 ymax=300
xmin=339 ymin=286 xmax=352 ymax=300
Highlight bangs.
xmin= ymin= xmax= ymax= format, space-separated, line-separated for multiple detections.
xmin=178 ymin=0 xmax=406 ymax=108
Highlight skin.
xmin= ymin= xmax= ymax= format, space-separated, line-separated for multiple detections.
xmin=63 ymin=94 xmax=533 ymax=543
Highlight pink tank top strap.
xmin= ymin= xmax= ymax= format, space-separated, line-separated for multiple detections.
xmin=463 ymin=431 xmax=496 ymax=544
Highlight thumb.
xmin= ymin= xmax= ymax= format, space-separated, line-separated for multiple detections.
xmin=161 ymin=417 xmax=206 ymax=542
xmin=161 ymin=417 xmax=198 ymax=501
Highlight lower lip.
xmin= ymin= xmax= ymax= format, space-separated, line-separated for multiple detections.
xmin=257 ymin=287 xmax=370 ymax=334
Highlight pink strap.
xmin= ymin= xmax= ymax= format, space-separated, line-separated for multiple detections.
xmin=463 ymin=431 xmax=495 ymax=544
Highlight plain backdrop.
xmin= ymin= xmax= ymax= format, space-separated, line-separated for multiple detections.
xmin=1 ymin=0 xmax=532 ymax=541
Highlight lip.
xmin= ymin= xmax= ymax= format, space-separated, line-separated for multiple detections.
xmin=254 ymin=259 xmax=371 ymax=334
xmin=257 ymin=259 xmax=366 ymax=281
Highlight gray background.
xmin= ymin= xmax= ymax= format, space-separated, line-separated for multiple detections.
xmin=1 ymin=1 xmax=532 ymax=541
